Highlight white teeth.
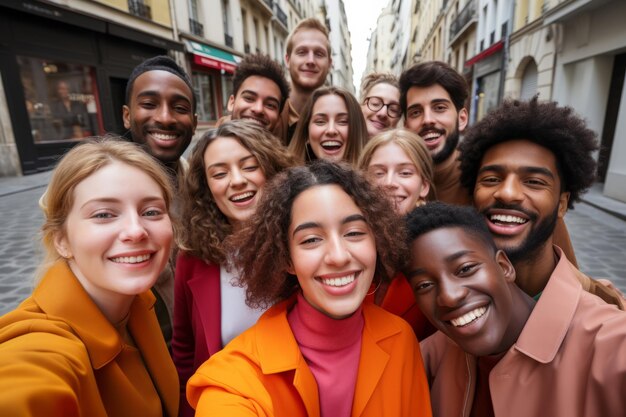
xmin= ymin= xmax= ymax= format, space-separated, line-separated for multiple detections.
xmin=321 ymin=141 xmax=342 ymax=148
xmin=111 ymin=254 xmax=151 ymax=264
xmin=422 ymin=132 xmax=441 ymax=140
xmin=321 ymin=274 xmax=355 ymax=287
xmin=152 ymin=132 xmax=177 ymax=140
xmin=231 ymin=191 xmax=254 ymax=202
xmin=450 ymin=306 xmax=487 ymax=327
xmin=490 ymin=214 xmax=527 ymax=224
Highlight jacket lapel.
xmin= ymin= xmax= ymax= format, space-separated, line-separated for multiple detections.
xmin=188 ymin=263 xmax=222 ymax=354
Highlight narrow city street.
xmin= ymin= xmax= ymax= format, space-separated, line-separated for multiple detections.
xmin=0 ymin=176 xmax=624 ymax=316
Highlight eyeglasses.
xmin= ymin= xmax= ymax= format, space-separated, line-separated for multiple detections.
xmin=364 ymin=96 xmax=402 ymax=118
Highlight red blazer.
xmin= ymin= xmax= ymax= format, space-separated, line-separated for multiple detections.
xmin=366 ymin=272 xmax=435 ymax=341
xmin=172 ymin=252 xmax=222 ymax=417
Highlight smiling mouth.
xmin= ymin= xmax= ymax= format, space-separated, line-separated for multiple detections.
xmin=450 ymin=305 xmax=488 ymax=327
xmin=230 ymin=191 xmax=255 ymax=203
xmin=111 ymin=254 xmax=152 ymax=264
xmin=321 ymin=140 xmax=343 ymax=151
xmin=149 ymin=132 xmax=178 ymax=141
xmin=420 ymin=130 xmax=444 ymax=143
xmin=489 ymin=214 xmax=529 ymax=226
xmin=320 ymin=273 xmax=356 ymax=287
xmin=243 ymin=116 xmax=268 ymax=127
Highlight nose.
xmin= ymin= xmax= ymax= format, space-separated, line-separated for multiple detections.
xmin=153 ymin=104 xmax=176 ymax=126
xmin=120 ymin=213 xmax=148 ymax=242
xmin=436 ymin=275 xmax=468 ymax=308
xmin=325 ymin=120 xmax=338 ymax=136
xmin=376 ymin=106 xmax=389 ymax=119
xmin=250 ymin=99 xmax=264 ymax=114
xmin=493 ymin=175 xmax=523 ymax=204
xmin=230 ymin=167 xmax=248 ymax=188
xmin=306 ymin=50 xmax=316 ymax=64
xmin=324 ymin=234 xmax=351 ymax=267
xmin=422 ymin=108 xmax=435 ymax=125
xmin=383 ymin=172 xmax=398 ymax=189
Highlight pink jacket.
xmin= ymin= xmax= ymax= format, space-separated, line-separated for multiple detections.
xmin=172 ymin=252 xmax=222 ymax=417
xmin=421 ymin=249 xmax=626 ymax=417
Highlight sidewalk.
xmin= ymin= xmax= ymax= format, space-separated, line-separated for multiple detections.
xmin=0 ymin=170 xmax=52 ymax=198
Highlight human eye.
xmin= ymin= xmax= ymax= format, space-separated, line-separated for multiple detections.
xmin=407 ymin=107 xmax=422 ymax=118
xmin=315 ymin=50 xmax=327 ymax=58
xmin=457 ymin=263 xmax=479 ymax=276
xmin=174 ymin=103 xmax=191 ymax=113
xmin=412 ymin=278 xmax=434 ymax=294
xmin=142 ymin=205 xmax=166 ymax=218
xmin=388 ymin=104 xmax=402 ymax=117
xmin=337 ymin=117 xmax=349 ymax=125
xmin=369 ymin=168 xmax=386 ymax=178
xmin=479 ymin=175 xmax=501 ymax=185
xmin=265 ymin=101 xmax=279 ymax=110
xmin=312 ymin=118 xmax=326 ymax=126
xmin=139 ymin=100 xmax=157 ymax=109
xmin=242 ymin=93 xmax=255 ymax=103
xmin=242 ymin=160 xmax=259 ymax=171
xmin=211 ymin=170 xmax=227 ymax=179
xmin=434 ymin=103 xmax=449 ymax=112
xmin=399 ymin=169 xmax=415 ymax=177
xmin=524 ymin=177 xmax=548 ymax=187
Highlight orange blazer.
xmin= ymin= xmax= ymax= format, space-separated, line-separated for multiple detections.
xmin=0 ymin=261 xmax=179 ymax=417
xmin=187 ymin=295 xmax=432 ymax=417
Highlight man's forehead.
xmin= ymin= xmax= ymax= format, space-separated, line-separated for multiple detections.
xmin=132 ymin=70 xmax=192 ymax=96
xmin=481 ymin=140 xmax=560 ymax=175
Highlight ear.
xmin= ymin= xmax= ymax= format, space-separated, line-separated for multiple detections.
xmin=227 ymin=95 xmax=235 ymax=112
xmin=557 ymin=191 xmax=570 ymax=218
xmin=53 ymin=232 xmax=72 ymax=259
xmin=285 ymin=263 xmax=296 ymax=276
xmin=284 ymin=53 xmax=291 ymax=67
xmin=457 ymin=107 xmax=469 ymax=132
xmin=122 ymin=105 xmax=131 ymax=130
xmin=495 ymin=249 xmax=515 ymax=284
xmin=418 ymin=181 xmax=431 ymax=200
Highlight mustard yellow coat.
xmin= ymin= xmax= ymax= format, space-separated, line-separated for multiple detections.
xmin=0 ymin=261 xmax=179 ymax=417
xmin=187 ymin=296 xmax=432 ymax=417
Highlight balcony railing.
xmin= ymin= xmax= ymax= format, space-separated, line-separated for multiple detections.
xmin=225 ymin=33 xmax=233 ymax=48
xmin=274 ymin=3 xmax=288 ymax=28
xmin=128 ymin=0 xmax=151 ymax=20
xmin=449 ymin=0 xmax=476 ymax=40
xmin=189 ymin=18 xmax=204 ymax=37
xmin=263 ymin=0 xmax=274 ymax=9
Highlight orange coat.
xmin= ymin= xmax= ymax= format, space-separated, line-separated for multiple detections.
xmin=0 ymin=261 xmax=179 ymax=417
xmin=187 ymin=296 xmax=432 ymax=417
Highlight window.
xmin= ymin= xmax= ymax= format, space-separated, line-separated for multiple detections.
xmin=222 ymin=0 xmax=231 ymax=35
xmin=17 ymin=56 xmax=103 ymax=143
xmin=192 ymin=71 xmax=217 ymax=122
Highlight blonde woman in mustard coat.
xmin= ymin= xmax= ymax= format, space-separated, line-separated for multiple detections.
xmin=187 ymin=161 xmax=432 ymax=417
xmin=0 ymin=138 xmax=178 ymax=417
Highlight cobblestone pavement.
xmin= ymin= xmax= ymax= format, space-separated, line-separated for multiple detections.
xmin=0 ymin=183 xmax=625 ymax=315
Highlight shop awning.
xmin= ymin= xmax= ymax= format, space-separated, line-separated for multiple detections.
xmin=184 ymin=40 xmax=241 ymax=73
xmin=465 ymin=40 xmax=504 ymax=68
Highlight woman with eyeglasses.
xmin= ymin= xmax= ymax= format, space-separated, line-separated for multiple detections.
xmin=359 ymin=73 xmax=402 ymax=138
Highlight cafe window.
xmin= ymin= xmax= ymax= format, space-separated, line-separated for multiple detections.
xmin=192 ymin=71 xmax=218 ymax=122
xmin=17 ymin=56 xmax=103 ymax=143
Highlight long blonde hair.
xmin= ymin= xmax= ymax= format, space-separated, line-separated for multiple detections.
xmin=39 ymin=136 xmax=176 ymax=274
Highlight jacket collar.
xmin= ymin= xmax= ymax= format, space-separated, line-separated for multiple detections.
xmin=513 ymin=247 xmax=581 ymax=363
xmin=254 ymin=295 xmax=403 ymax=417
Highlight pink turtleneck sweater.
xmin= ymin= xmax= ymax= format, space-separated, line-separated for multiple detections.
xmin=287 ymin=292 xmax=364 ymax=417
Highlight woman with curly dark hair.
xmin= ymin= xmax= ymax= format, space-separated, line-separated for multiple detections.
xmin=172 ymin=120 xmax=295 ymax=417
xmin=186 ymin=160 xmax=432 ymax=417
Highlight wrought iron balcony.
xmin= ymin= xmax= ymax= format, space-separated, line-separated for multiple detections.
xmin=274 ymin=3 xmax=288 ymax=28
xmin=128 ymin=0 xmax=151 ymax=20
xmin=449 ymin=0 xmax=476 ymax=41
xmin=189 ymin=18 xmax=204 ymax=37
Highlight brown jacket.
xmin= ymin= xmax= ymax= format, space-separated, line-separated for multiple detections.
xmin=421 ymin=248 xmax=626 ymax=417
xmin=0 ymin=261 xmax=179 ymax=417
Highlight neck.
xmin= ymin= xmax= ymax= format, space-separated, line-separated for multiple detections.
xmin=494 ymin=283 xmax=535 ymax=355
xmin=289 ymin=86 xmax=314 ymax=115
xmin=511 ymin=242 xmax=557 ymax=297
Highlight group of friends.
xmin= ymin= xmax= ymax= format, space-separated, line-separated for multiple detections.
xmin=0 ymin=17 xmax=625 ymax=417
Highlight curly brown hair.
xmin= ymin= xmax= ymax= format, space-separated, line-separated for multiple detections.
xmin=179 ymin=120 xmax=296 ymax=264
xmin=230 ymin=159 xmax=407 ymax=309
xmin=459 ymin=97 xmax=599 ymax=209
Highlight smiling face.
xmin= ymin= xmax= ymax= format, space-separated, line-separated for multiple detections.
xmin=286 ymin=28 xmax=331 ymax=91
xmin=204 ymin=137 xmax=266 ymax=229
xmin=367 ymin=142 xmax=430 ymax=215
xmin=407 ymin=227 xmax=522 ymax=356
xmin=55 ymin=162 xmax=173 ymax=311
xmin=361 ymin=83 xmax=401 ymax=137
xmin=473 ymin=140 xmax=569 ymax=262
xmin=123 ymin=70 xmax=197 ymax=164
xmin=404 ymin=84 xmax=467 ymax=163
xmin=288 ymin=184 xmax=377 ymax=319
xmin=308 ymin=94 xmax=350 ymax=162
xmin=227 ymin=75 xmax=282 ymax=131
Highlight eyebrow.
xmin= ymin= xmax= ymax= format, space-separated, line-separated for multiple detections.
xmin=291 ymin=214 xmax=367 ymax=237
xmin=405 ymin=249 xmax=474 ymax=278
xmin=136 ymin=90 xmax=192 ymax=105
xmin=81 ymin=196 xmax=164 ymax=210
xmin=207 ymin=154 xmax=256 ymax=170
xmin=241 ymin=89 xmax=281 ymax=103
xmin=478 ymin=164 xmax=555 ymax=179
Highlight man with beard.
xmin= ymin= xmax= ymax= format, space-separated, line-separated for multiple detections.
xmin=399 ymin=61 xmax=470 ymax=205
xmin=458 ymin=97 xmax=623 ymax=307
xmin=275 ymin=18 xmax=332 ymax=145
xmin=216 ymin=53 xmax=290 ymax=134
xmin=123 ymin=55 xmax=198 ymax=345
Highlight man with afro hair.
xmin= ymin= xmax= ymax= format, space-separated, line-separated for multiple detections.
xmin=458 ymin=97 xmax=623 ymax=308
xmin=217 ymin=53 xmax=290 ymax=134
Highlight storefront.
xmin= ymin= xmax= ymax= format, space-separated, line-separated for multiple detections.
xmin=466 ymin=40 xmax=504 ymax=123
xmin=182 ymin=38 xmax=242 ymax=124
xmin=0 ymin=1 xmax=182 ymax=175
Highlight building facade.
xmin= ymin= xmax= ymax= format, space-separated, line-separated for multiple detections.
xmin=326 ymin=0 xmax=355 ymax=93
